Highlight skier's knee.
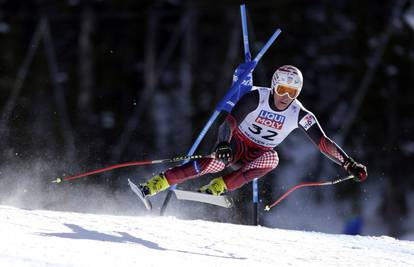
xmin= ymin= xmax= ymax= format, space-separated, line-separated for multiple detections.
xmin=199 ymin=159 xmax=226 ymax=175
xmin=264 ymin=150 xmax=279 ymax=169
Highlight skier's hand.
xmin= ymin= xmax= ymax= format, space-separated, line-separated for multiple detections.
xmin=343 ymin=158 xmax=368 ymax=182
xmin=214 ymin=142 xmax=233 ymax=165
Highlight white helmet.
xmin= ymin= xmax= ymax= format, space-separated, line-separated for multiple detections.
xmin=271 ymin=65 xmax=303 ymax=97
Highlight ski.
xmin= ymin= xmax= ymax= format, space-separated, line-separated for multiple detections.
xmin=128 ymin=179 xmax=152 ymax=211
xmin=173 ymin=189 xmax=233 ymax=208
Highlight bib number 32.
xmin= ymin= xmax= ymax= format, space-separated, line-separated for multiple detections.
xmin=248 ymin=124 xmax=278 ymax=141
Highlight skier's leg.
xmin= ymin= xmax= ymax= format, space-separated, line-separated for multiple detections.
xmin=223 ymin=150 xmax=279 ymax=191
xmin=165 ymin=158 xmax=226 ymax=184
xmin=140 ymin=158 xmax=226 ymax=196
xmin=197 ymin=132 xmax=249 ymax=196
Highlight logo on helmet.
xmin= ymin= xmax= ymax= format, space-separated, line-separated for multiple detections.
xmin=271 ymin=65 xmax=303 ymax=94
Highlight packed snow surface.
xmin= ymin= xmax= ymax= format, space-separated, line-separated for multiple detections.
xmin=0 ymin=205 xmax=413 ymax=267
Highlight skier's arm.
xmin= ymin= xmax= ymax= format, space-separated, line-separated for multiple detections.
xmin=297 ymin=110 xmax=348 ymax=165
xmin=216 ymin=89 xmax=260 ymax=143
xmin=217 ymin=116 xmax=235 ymax=143
xmin=298 ymin=109 xmax=368 ymax=181
xmin=214 ymin=90 xmax=259 ymax=164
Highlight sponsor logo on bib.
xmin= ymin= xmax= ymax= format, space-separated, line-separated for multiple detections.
xmin=255 ymin=110 xmax=285 ymax=130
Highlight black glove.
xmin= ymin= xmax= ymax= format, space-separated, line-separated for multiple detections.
xmin=343 ymin=157 xmax=368 ymax=182
xmin=214 ymin=142 xmax=233 ymax=165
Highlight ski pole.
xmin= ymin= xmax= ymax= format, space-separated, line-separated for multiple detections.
xmin=52 ymin=154 xmax=214 ymax=184
xmin=264 ymin=175 xmax=354 ymax=211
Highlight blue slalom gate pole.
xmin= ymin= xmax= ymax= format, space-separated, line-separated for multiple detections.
xmin=240 ymin=4 xmax=257 ymax=226
xmin=241 ymin=3 xmax=259 ymax=226
xmin=253 ymin=29 xmax=281 ymax=63
xmin=159 ymin=5 xmax=281 ymax=216
xmin=240 ymin=4 xmax=251 ymax=62
xmin=252 ymin=178 xmax=259 ymax=224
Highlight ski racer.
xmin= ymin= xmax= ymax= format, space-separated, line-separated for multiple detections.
xmin=138 ymin=65 xmax=368 ymax=197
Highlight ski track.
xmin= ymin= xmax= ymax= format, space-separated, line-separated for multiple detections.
xmin=0 ymin=205 xmax=413 ymax=267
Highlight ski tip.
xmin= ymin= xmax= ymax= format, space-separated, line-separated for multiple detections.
xmin=52 ymin=177 xmax=63 ymax=184
xmin=128 ymin=179 xmax=152 ymax=211
xmin=264 ymin=205 xmax=271 ymax=211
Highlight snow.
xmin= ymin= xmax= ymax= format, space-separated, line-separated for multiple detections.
xmin=1 ymin=205 xmax=413 ymax=267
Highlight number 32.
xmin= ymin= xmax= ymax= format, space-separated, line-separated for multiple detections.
xmin=248 ymin=124 xmax=278 ymax=141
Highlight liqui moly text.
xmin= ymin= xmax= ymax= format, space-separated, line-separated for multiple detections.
xmin=255 ymin=110 xmax=285 ymax=130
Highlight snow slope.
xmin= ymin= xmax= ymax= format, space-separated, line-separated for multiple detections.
xmin=0 ymin=205 xmax=413 ymax=267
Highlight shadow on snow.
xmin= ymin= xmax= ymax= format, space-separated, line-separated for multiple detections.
xmin=39 ymin=223 xmax=247 ymax=260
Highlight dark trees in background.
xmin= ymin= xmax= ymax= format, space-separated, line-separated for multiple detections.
xmin=0 ymin=0 xmax=413 ymax=237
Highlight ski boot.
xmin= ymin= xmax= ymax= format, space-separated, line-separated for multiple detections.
xmin=128 ymin=173 xmax=170 ymax=210
xmin=198 ymin=177 xmax=228 ymax=196
xmin=141 ymin=173 xmax=170 ymax=196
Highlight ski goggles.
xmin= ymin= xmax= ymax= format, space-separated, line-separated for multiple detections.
xmin=274 ymin=84 xmax=299 ymax=99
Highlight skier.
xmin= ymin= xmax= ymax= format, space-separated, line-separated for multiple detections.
xmin=138 ymin=65 xmax=367 ymax=198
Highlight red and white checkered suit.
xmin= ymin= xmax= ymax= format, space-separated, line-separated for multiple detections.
xmin=164 ymin=129 xmax=279 ymax=190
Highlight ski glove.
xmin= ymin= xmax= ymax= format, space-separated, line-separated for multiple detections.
xmin=214 ymin=142 xmax=233 ymax=165
xmin=343 ymin=157 xmax=368 ymax=182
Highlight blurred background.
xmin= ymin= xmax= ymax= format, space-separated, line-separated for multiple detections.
xmin=0 ymin=0 xmax=413 ymax=240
